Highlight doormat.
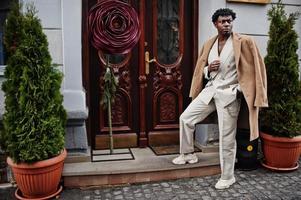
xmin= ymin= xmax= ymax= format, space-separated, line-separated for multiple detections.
xmin=92 ymin=148 xmax=134 ymax=162
xmin=149 ymin=145 xmax=201 ymax=156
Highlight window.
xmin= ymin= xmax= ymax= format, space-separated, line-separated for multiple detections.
xmin=0 ymin=0 xmax=11 ymax=67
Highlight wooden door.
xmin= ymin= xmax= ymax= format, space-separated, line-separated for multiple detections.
xmin=143 ymin=0 xmax=198 ymax=146
xmin=82 ymin=0 xmax=198 ymax=149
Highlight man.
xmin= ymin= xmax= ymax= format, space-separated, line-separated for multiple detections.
xmin=172 ymin=8 xmax=268 ymax=189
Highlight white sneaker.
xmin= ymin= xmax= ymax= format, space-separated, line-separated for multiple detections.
xmin=172 ymin=153 xmax=198 ymax=165
xmin=215 ymin=177 xmax=236 ymax=189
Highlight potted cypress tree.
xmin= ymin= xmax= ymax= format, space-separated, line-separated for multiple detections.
xmin=260 ymin=0 xmax=301 ymax=171
xmin=0 ymin=2 xmax=67 ymax=199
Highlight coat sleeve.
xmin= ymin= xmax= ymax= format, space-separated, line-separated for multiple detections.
xmin=189 ymin=45 xmax=205 ymax=99
xmin=248 ymin=38 xmax=268 ymax=107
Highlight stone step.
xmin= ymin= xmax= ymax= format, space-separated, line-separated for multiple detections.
xmin=63 ymin=147 xmax=220 ymax=187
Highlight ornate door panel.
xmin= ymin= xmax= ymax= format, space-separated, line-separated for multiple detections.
xmin=144 ymin=0 xmax=197 ymax=145
xmin=83 ymin=0 xmax=140 ymax=150
xmin=82 ymin=0 xmax=198 ymax=149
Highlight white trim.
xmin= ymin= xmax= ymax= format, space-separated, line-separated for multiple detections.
xmin=60 ymin=0 xmax=65 ymax=89
xmin=0 ymin=65 xmax=5 ymax=76
xmin=61 ymin=0 xmax=82 ymax=91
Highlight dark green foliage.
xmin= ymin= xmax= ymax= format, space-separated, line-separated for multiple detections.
xmin=101 ymin=65 xmax=118 ymax=108
xmin=3 ymin=0 xmax=23 ymax=58
xmin=0 ymin=126 xmax=5 ymax=153
xmin=100 ymin=56 xmax=118 ymax=154
xmin=1 ymin=3 xmax=66 ymax=163
xmin=260 ymin=1 xmax=301 ymax=137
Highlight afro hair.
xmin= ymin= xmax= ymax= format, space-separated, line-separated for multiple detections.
xmin=212 ymin=8 xmax=236 ymax=23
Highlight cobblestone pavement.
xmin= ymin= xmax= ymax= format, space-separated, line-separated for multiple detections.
xmin=1 ymin=161 xmax=301 ymax=200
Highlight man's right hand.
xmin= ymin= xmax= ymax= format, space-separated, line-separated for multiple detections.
xmin=208 ymin=60 xmax=220 ymax=72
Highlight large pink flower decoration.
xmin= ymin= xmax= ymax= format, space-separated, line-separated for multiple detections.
xmin=88 ymin=0 xmax=141 ymax=54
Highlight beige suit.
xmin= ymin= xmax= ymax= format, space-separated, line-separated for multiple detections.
xmin=180 ymin=35 xmax=241 ymax=179
xmin=200 ymin=35 xmax=240 ymax=107
xmin=189 ymin=33 xmax=268 ymax=141
xmin=179 ymin=33 xmax=268 ymax=180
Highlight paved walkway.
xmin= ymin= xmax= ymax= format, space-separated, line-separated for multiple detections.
xmin=1 ymin=159 xmax=300 ymax=200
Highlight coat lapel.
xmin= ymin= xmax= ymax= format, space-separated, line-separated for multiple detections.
xmin=203 ymin=36 xmax=218 ymax=64
xmin=210 ymin=39 xmax=219 ymax=61
xmin=219 ymin=35 xmax=233 ymax=67
xmin=233 ymin=33 xmax=241 ymax=68
xmin=189 ymin=36 xmax=217 ymax=99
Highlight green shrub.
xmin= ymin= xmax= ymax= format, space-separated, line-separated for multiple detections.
xmin=260 ymin=1 xmax=301 ymax=137
xmin=1 ymin=2 xmax=66 ymax=163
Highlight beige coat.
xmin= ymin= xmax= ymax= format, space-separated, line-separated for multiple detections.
xmin=189 ymin=33 xmax=268 ymax=141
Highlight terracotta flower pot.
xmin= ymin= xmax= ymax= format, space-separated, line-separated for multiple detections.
xmin=260 ymin=132 xmax=301 ymax=170
xmin=7 ymin=149 xmax=67 ymax=199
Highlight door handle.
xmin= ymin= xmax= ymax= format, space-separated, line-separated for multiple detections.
xmin=145 ymin=51 xmax=156 ymax=75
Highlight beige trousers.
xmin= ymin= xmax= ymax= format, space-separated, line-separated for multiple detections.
xmin=179 ymin=92 xmax=241 ymax=180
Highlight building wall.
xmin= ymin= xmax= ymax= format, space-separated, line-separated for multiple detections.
xmin=0 ymin=1 xmax=300 ymax=157
xmin=198 ymin=0 xmax=301 ymax=75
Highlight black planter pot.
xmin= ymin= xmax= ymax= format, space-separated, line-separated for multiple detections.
xmin=236 ymin=128 xmax=259 ymax=171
